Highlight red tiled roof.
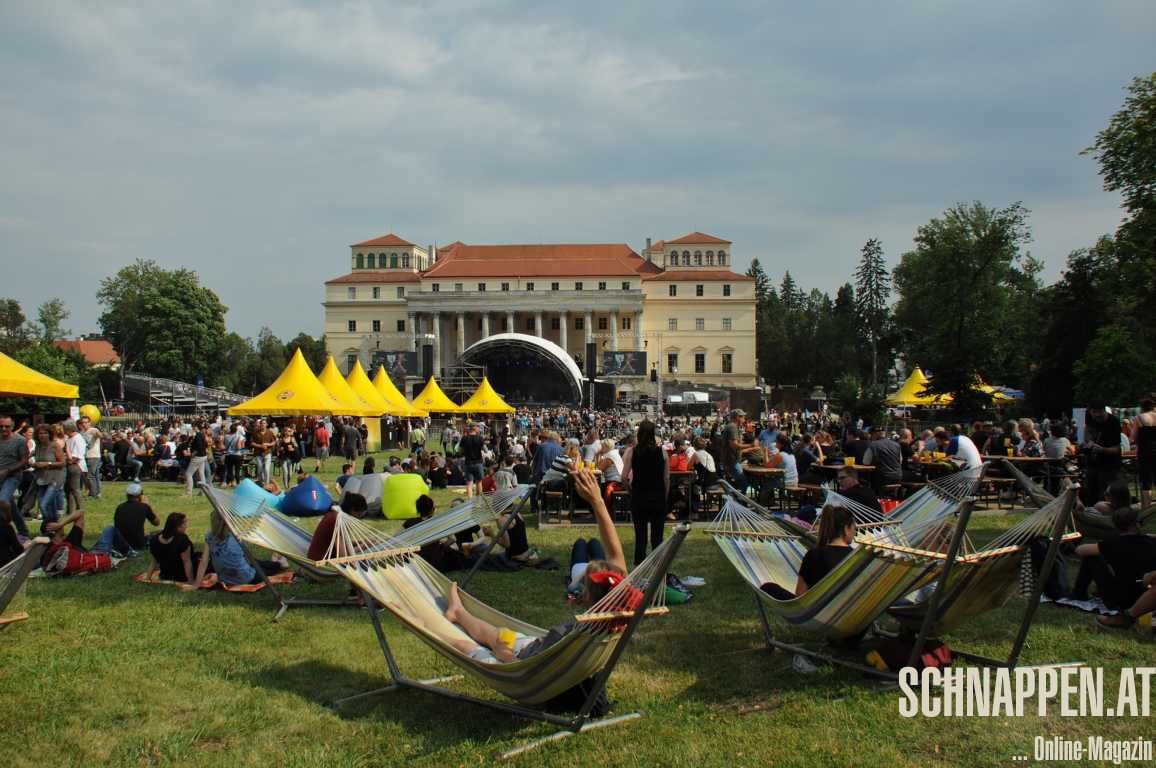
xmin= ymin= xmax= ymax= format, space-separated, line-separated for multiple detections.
xmin=421 ymin=243 xmax=646 ymax=278
xmin=635 ymin=259 xmax=663 ymax=274
xmin=326 ymin=271 xmax=422 ymax=284
xmin=351 ymin=233 xmax=415 ymax=248
xmin=54 ymin=339 xmax=120 ymax=365
xmin=642 ymin=270 xmax=752 ymax=282
xmin=645 ymin=240 xmax=665 ymax=253
xmin=665 ymin=231 xmax=731 ymax=245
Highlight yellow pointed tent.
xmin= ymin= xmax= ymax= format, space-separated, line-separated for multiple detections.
xmin=458 ymin=376 xmax=515 ymax=414
xmin=346 ymin=360 xmax=394 ymax=415
xmin=372 ymin=366 xmax=428 ymax=418
xmin=229 ymin=349 xmax=342 ymax=416
xmin=975 ymin=376 xmax=1017 ymax=405
xmin=885 ymin=366 xmax=952 ymax=407
xmin=412 ymin=376 xmax=460 ymax=413
xmin=0 ymin=351 xmax=79 ymax=399
xmin=318 ymin=356 xmax=381 ymax=417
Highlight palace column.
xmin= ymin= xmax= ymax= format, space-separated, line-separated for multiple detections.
xmin=506 ymin=311 xmax=514 ymax=335
xmin=456 ymin=311 xmax=466 ymax=360
xmin=610 ymin=310 xmax=619 ymax=351
xmin=408 ymin=312 xmax=417 ymax=350
xmin=558 ymin=310 xmax=568 ymax=352
xmin=481 ymin=312 xmax=490 ymax=339
xmin=584 ymin=311 xmax=593 ymax=346
xmin=634 ymin=310 xmax=643 ymax=350
xmin=431 ymin=311 xmax=442 ymax=377
xmin=534 ymin=311 xmax=543 ymax=338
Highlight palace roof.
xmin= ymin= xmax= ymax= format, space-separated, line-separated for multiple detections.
xmin=665 ymin=231 xmax=732 ymax=245
xmin=642 ymin=270 xmax=752 ymax=282
xmin=421 ymin=243 xmax=651 ymax=278
xmin=325 ymin=271 xmax=423 ymax=284
xmin=351 ymin=233 xmax=415 ymax=248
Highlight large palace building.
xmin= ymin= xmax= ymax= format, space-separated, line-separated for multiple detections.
xmin=322 ymin=232 xmax=756 ymax=404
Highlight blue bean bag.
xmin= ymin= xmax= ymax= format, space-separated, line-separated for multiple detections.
xmin=233 ymin=478 xmax=284 ymax=515
xmin=381 ymin=473 xmax=428 ymax=520
xmin=280 ymin=475 xmax=333 ymax=517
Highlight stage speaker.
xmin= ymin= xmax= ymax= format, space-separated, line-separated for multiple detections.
xmin=585 ymin=343 xmax=598 ymax=378
xmin=422 ymin=344 xmax=433 ymax=380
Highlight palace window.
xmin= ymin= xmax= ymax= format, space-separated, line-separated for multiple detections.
xmin=575 ymin=281 xmax=583 ymax=291
xmin=706 ymin=251 xmax=715 ymax=265
xmin=551 ymin=318 xmax=560 ymax=330
xmin=355 ymin=254 xmax=364 ymax=269
xmin=598 ymin=281 xmax=606 ymax=291
xmin=501 ymin=318 xmax=509 ymax=331
xmin=695 ymin=318 xmax=705 ymax=331
xmin=717 ymin=251 xmax=727 ymax=266
xmin=401 ymin=254 xmax=410 ymax=268
xmin=347 ymin=354 xmax=358 ymax=371
xmin=477 ymin=282 xmax=486 ymax=292
xmin=694 ymin=251 xmax=702 ymax=266
xmin=598 ymin=317 xmax=608 ymax=330
xmin=372 ymin=287 xmax=380 ymax=299
xmin=722 ymin=317 xmax=732 ymax=331
xmin=695 ymin=353 xmax=705 ymax=374
xmin=667 ymin=353 xmax=678 ymax=374
xmin=723 ymin=284 xmax=731 ymax=296
xmin=396 ymin=287 xmax=405 ymax=298
xmin=621 ymin=281 xmax=630 ymax=290
xmin=575 ymin=317 xmax=584 ymax=330
xmin=722 ymin=352 xmax=733 ymax=374
xmin=669 ymin=285 xmax=677 ymax=297
xmin=347 ymin=320 xmax=357 ymax=332
xmin=455 ymin=283 xmax=463 ymax=292
xmin=622 ymin=316 xmax=631 ymax=330
xmin=390 ymin=254 xmax=399 ymax=268
xmin=397 ymin=319 xmax=406 ymax=332
xmin=366 ymin=253 xmax=376 ymax=268
xmin=526 ymin=318 xmax=535 ymax=331
xmin=551 ymin=282 xmax=560 ymax=291
xmin=501 ymin=282 xmax=510 ymax=291
xmin=682 ymin=251 xmax=691 ymax=266
xmin=347 ymin=287 xmax=356 ymax=300
xmin=526 ymin=282 xmax=534 ymax=291
xmin=695 ymin=284 xmax=704 ymax=297
xmin=431 ymin=283 xmax=440 ymax=292
xmin=372 ymin=320 xmax=381 ymax=332
xmin=668 ymin=318 xmax=678 ymax=331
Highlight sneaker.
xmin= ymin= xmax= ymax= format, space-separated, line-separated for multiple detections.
xmin=792 ymin=654 xmax=820 ymax=674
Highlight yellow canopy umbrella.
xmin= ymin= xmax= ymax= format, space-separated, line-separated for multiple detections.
xmin=229 ymin=349 xmax=342 ymax=416
xmin=0 ymin=351 xmax=80 ymax=399
xmin=372 ymin=365 xmax=428 ymax=418
xmin=975 ymin=376 xmax=1017 ymax=405
xmin=885 ymin=366 xmax=952 ymax=407
xmin=412 ymin=376 xmax=460 ymax=413
xmin=345 ymin=360 xmax=394 ymax=415
xmin=458 ymin=376 xmax=515 ymax=414
xmin=318 ymin=356 xmax=382 ymax=417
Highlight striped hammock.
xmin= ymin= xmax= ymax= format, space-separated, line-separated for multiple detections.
xmin=888 ymin=487 xmax=1080 ymax=635
xmin=707 ymin=496 xmax=955 ymax=639
xmin=200 ymin=485 xmax=530 ymax=581
xmin=319 ymin=510 xmax=685 ymax=705
xmin=0 ymin=538 xmax=49 ymax=626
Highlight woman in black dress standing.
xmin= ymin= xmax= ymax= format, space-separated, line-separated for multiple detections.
xmin=622 ymin=419 xmax=669 ymax=566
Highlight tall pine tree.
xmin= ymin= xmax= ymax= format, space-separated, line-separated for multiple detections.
xmin=746 ymin=259 xmax=772 ymax=302
xmin=853 ymin=238 xmax=891 ymax=387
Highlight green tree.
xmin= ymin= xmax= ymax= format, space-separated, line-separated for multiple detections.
xmin=286 ymin=332 xmax=328 ymax=372
xmin=1073 ymin=324 xmax=1156 ymax=405
xmin=854 ymin=238 xmax=891 ymax=387
xmin=0 ymin=298 xmax=28 ymax=354
xmin=779 ymin=272 xmax=801 ymax=313
xmin=213 ymin=332 xmax=257 ymax=394
xmin=893 ymin=202 xmax=1032 ymax=416
xmin=33 ymin=298 xmax=70 ymax=342
xmin=249 ymin=328 xmax=287 ymax=392
xmin=97 ymin=260 xmax=228 ymax=384
xmin=745 ymin=259 xmax=772 ymax=303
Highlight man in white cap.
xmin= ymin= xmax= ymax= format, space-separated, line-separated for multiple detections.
xmin=113 ymin=482 xmax=159 ymax=552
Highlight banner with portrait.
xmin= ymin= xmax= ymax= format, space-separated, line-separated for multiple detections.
xmin=601 ymin=351 xmax=646 ymax=377
xmin=372 ymin=350 xmax=417 ymax=387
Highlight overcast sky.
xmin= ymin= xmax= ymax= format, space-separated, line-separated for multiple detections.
xmin=2 ymin=1 xmax=1153 ymax=340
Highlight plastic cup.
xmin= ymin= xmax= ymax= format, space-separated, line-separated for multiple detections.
xmin=1007 ymin=449 xmax=1015 ymax=457
xmin=843 ymin=457 xmax=854 ymax=466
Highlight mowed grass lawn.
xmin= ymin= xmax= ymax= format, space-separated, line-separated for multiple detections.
xmin=2 ymin=458 xmax=1151 ymax=768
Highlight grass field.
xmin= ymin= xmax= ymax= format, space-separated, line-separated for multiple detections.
xmin=2 ymin=458 xmax=1152 ymax=767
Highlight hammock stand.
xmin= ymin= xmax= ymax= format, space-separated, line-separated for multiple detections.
xmin=0 ymin=537 xmax=49 ymax=628
xmin=333 ymin=524 xmax=690 ymax=760
xmin=200 ymin=484 xmax=529 ymax=621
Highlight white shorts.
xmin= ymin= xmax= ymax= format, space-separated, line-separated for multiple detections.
xmin=467 ymin=632 xmax=534 ymax=664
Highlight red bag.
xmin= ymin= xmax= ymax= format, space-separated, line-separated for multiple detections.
xmin=44 ymin=543 xmax=113 ymax=575
xmin=880 ymin=498 xmax=900 ymax=515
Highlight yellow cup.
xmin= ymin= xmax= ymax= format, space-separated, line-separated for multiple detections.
xmin=933 ymin=451 xmax=945 ymax=460
xmin=1007 ymin=448 xmax=1015 ymax=457
xmin=843 ymin=457 xmax=854 ymax=466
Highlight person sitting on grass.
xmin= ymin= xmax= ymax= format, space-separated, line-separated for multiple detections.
xmin=419 ymin=469 xmax=628 ymax=664
xmin=334 ymin=463 xmax=354 ymax=494
xmin=760 ymin=504 xmax=856 ymax=599
xmin=306 ymin=493 xmax=368 ymax=562
xmin=113 ymin=483 xmax=159 ymax=553
xmin=190 ymin=508 xmax=288 ymax=589
xmin=0 ymin=501 xmax=25 ymax=567
xmin=1097 ymin=570 xmax=1156 ymax=629
xmin=1074 ymin=503 xmax=1156 ymax=611
xmin=147 ymin=513 xmax=200 ymax=582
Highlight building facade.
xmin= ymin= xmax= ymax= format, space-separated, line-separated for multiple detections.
xmin=323 ymin=231 xmax=757 ymax=398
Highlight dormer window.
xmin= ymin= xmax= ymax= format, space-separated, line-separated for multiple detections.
xmin=694 ymin=251 xmax=702 ymax=266
xmin=717 ymin=250 xmax=727 ymax=266
xmin=355 ymin=254 xmax=365 ymax=269
xmin=366 ymin=253 xmax=376 ymax=268
xmin=389 ymin=253 xmax=399 ymax=268
xmin=402 ymin=254 xmax=410 ymax=268
xmin=706 ymin=251 xmax=715 ymax=266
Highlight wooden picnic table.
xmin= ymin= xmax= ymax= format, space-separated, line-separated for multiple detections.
xmin=814 ymin=462 xmax=875 ymax=473
xmin=743 ymin=465 xmax=785 ymax=477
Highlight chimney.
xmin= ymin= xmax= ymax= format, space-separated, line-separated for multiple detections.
xmin=428 ymin=244 xmax=435 ymax=265
xmin=645 ymin=237 xmax=652 ymax=261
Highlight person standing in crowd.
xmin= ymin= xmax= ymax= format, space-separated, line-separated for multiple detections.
xmin=62 ymin=420 xmax=87 ymax=520
xmin=184 ymin=421 xmax=210 ymax=497
xmin=277 ymin=423 xmax=300 ymax=489
xmin=622 ymin=419 xmax=668 ymax=567
xmin=79 ymin=415 xmax=102 ymax=500
xmin=0 ymin=417 xmax=31 ymax=538
xmin=223 ymin=423 xmax=245 ymax=487
xmin=31 ymin=424 xmax=66 ymax=532
xmin=250 ymin=419 xmax=275 ymax=485
xmin=459 ymin=422 xmax=485 ymax=499
xmin=313 ymin=420 xmax=330 ymax=473
xmin=1083 ymin=404 xmax=1122 ymax=507
xmin=1132 ymin=394 xmax=1156 ymax=510
xmin=342 ymin=418 xmax=361 ymax=462
xmin=862 ymin=425 xmax=903 ymax=493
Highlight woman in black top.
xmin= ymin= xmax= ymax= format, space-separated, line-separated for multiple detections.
xmin=622 ymin=420 xmax=668 ymax=567
xmin=1133 ymin=394 xmax=1156 ymax=510
xmin=147 ymin=512 xmax=200 ymax=582
xmin=760 ymin=504 xmax=856 ymax=598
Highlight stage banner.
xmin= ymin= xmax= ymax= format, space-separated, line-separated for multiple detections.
xmin=602 ymin=351 xmax=646 ymax=377
xmin=372 ymin=351 xmax=417 ymax=386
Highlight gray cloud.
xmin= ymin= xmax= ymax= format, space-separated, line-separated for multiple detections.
xmin=1 ymin=0 xmax=1152 ymax=342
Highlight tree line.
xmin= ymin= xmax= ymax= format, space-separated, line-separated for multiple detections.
xmin=746 ymin=72 xmax=1156 ymax=417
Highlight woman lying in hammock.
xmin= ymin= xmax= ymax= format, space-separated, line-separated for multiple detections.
xmin=406 ymin=469 xmax=628 ymax=664
xmin=759 ymin=504 xmax=856 ymax=599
